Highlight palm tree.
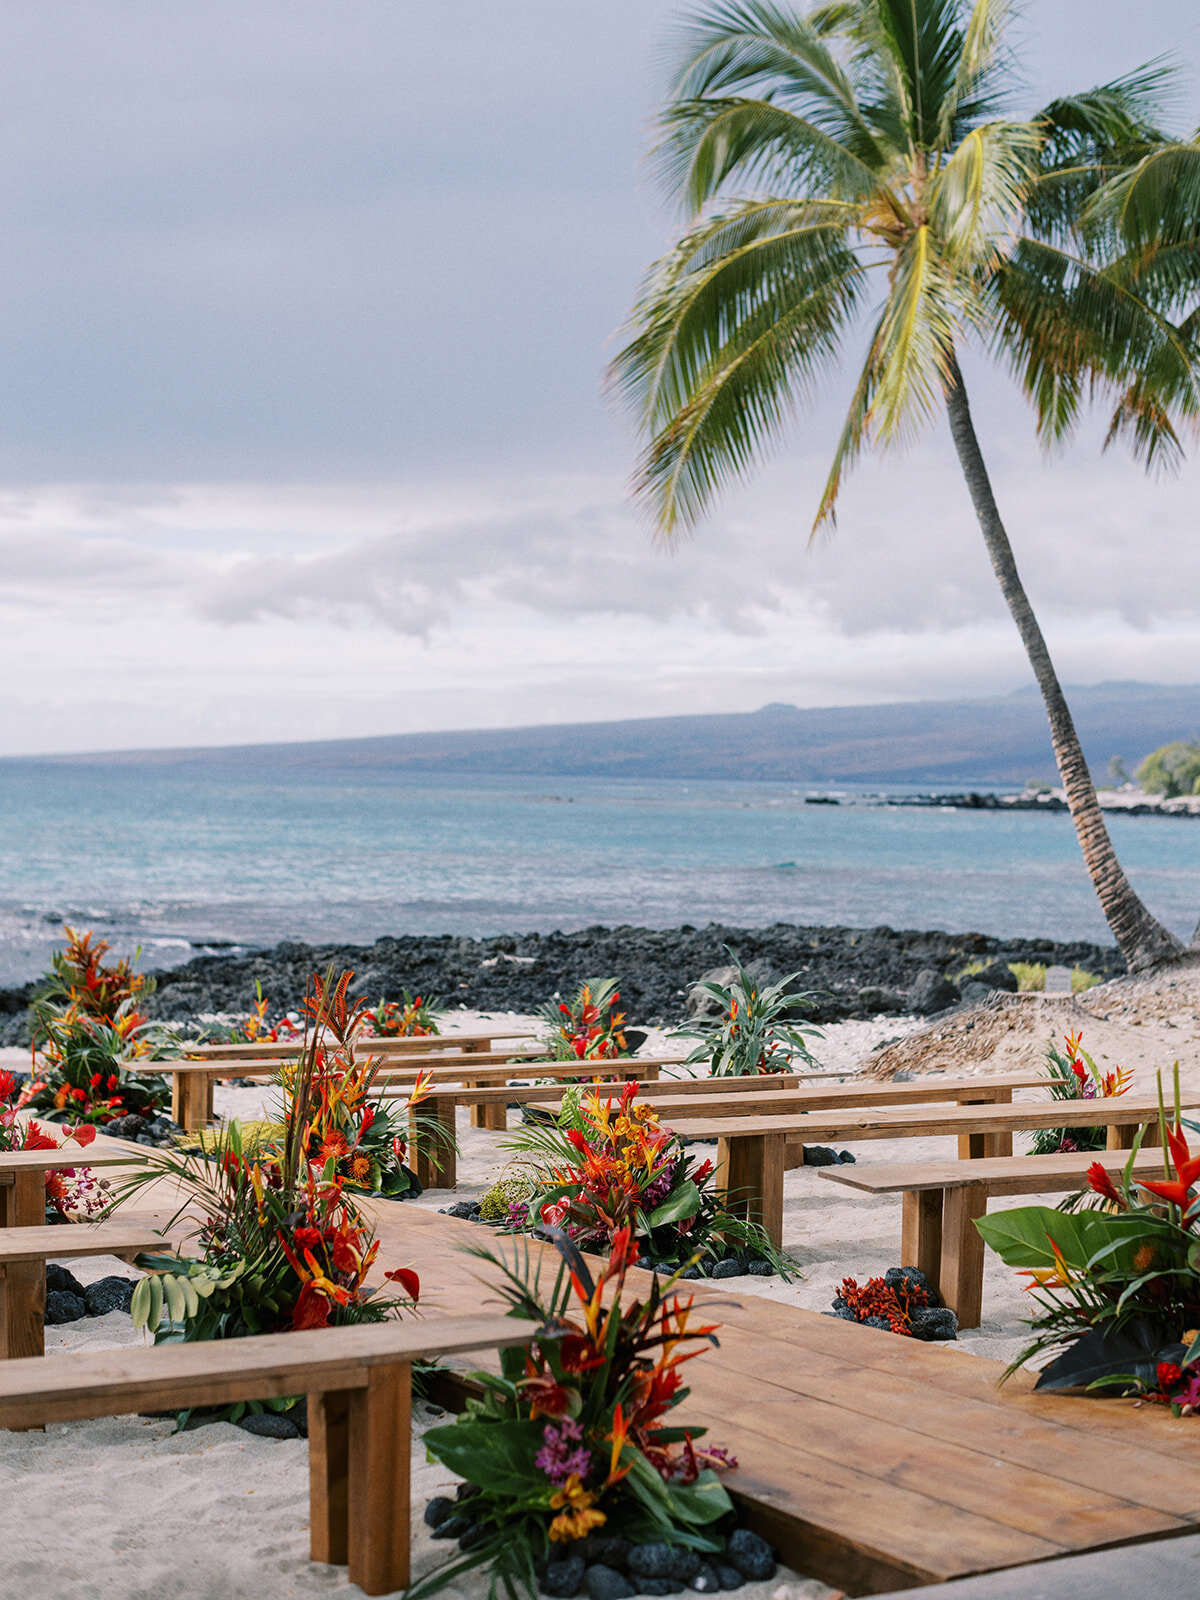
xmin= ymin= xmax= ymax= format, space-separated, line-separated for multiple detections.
xmin=1082 ymin=132 xmax=1200 ymax=949
xmin=612 ymin=0 xmax=1197 ymax=971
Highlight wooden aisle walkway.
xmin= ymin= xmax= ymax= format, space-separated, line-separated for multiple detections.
xmin=98 ymin=1170 xmax=1200 ymax=1597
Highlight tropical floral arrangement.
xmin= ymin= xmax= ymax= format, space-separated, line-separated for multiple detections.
xmin=0 ymin=1070 xmax=108 ymax=1221
xmin=364 ymin=990 xmax=444 ymax=1038
xmin=501 ymin=1082 xmax=792 ymax=1276
xmin=676 ymin=951 xmax=820 ymax=1076
xmin=977 ymin=1070 xmax=1200 ymax=1400
xmin=539 ymin=980 xmax=629 ymax=1061
xmin=21 ymin=927 xmax=173 ymax=1125
xmin=117 ymin=974 xmax=422 ymax=1366
xmin=275 ymin=970 xmax=440 ymax=1198
xmin=415 ymin=1226 xmax=737 ymax=1600
xmin=1030 ymin=1030 xmax=1132 ymax=1155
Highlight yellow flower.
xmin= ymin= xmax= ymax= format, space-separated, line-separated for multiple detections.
xmin=548 ymin=1476 xmax=606 ymax=1543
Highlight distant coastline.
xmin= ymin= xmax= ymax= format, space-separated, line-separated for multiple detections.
xmin=805 ymin=789 xmax=1200 ymax=818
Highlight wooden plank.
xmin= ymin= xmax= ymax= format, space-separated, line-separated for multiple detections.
xmin=0 ymin=1148 xmax=140 ymax=1174
xmin=0 ymin=1167 xmax=49 ymax=1369
xmin=940 ymin=1184 xmax=990 ymax=1328
xmin=818 ymin=1147 xmax=1170 ymax=1197
xmin=0 ymin=1224 xmax=160 ymax=1265
xmin=668 ymin=1095 xmax=1191 ymax=1144
xmin=347 ymin=1361 xmax=412 ymax=1595
xmin=0 ymin=1314 xmax=537 ymax=1429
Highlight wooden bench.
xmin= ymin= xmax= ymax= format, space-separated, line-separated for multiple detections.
xmin=819 ymin=1148 xmax=1171 ymax=1328
xmin=1 ymin=1146 xmax=143 ymax=1230
xmin=667 ymin=1095 xmax=1190 ymax=1246
xmin=0 ymin=1313 xmax=536 ymax=1596
xmin=0 ymin=1221 xmax=162 ymax=1360
xmin=188 ymin=1029 xmax=535 ymax=1059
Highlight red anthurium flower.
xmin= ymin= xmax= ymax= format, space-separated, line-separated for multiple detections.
xmin=65 ymin=1124 xmax=97 ymax=1147
xmin=292 ymin=1281 xmax=331 ymax=1329
xmin=384 ymin=1266 xmax=420 ymax=1302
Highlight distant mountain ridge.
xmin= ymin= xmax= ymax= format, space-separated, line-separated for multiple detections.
xmin=11 ymin=681 xmax=1200 ymax=786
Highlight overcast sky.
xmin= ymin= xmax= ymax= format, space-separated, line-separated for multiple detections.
xmin=1 ymin=0 xmax=1198 ymax=755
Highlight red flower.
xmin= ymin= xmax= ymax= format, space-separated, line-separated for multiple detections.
xmin=292 ymin=1282 xmax=331 ymax=1329
xmin=65 ymin=1124 xmax=97 ymax=1147
xmin=1157 ymin=1361 xmax=1183 ymax=1389
xmin=0 ymin=1071 xmax=14 ymax=1102
xmin=384 ymin=1267 xmax=420 ymax=1302
xmin=1086 ymin=1163 xmax=1124 ymax=1207
xmin=1138 ymin=1123 xmax=1200 ymax=1211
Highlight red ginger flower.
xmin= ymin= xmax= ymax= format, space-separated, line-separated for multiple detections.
xmin=1087 ymin=1162 xmax=1126 ymax=1207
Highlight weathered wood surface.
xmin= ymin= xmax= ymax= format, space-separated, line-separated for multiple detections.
xmin=374 ymin=1205 xmax=1200 ymax=1596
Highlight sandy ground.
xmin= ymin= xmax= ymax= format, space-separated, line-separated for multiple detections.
xmin=4 ymin=980 xmax=1198 ymax=1599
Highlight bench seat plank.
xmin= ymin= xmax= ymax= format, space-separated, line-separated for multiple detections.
xmin=0 ymin=1223 xmax=161 ymax=1265
xmin=0 ymin=1313 xmax=536 ymax=1428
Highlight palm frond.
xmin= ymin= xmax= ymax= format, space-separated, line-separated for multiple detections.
xmin=868 ymin=225 xmax=965 ymax=444
xmin=812 ymin=307 xmax=885 ymax=529
xmin=665 ymin=0 xmax=886 ymax=168
xmin=928 ymin=118 xmax=1039 ymax=270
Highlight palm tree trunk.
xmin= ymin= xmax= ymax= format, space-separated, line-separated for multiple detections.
xmin=944 ymin=357 xmax=1182 ymax=972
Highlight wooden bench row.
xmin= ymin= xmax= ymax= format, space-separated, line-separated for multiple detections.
xmin=819 ymin=1147 xmax=1169 ymax=1328
xmin=676 ymin=1094 xmax=1188 ymax=1247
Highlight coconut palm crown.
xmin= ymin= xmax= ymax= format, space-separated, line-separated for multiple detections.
xmin=613 ymin=0 xmax=1198 ymax=971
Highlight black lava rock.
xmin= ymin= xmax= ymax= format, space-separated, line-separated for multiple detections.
xmin=575 ymin=1535 xmax=631 ymax=1570
xmin=680 ymin=1265 xmax=704 ymax=1280
xmin=44 ymin=1289 xmax=87 ymax=1324
xmin=584 ymin=1564 xmax=636 ymax=1600
xmin=909 ymin=970 xmax=960 ymax=1014
xmin=446 ymin=1202 xmax=476 ymax=1219
xmin=46 ymin=1264 xmax=86 ymax=1299
xmin=884 ymin=1265 xmax=934 ymax=1299
xmin=725 ymin=1529 xmax=776 ymax=1582
xmin=639 ymin=1580 xmax=683 ymax=1595
xmin=910 ymin=1306 xmax=959 ymax=1341
xmin=424 ymin=1496 xmax=457 ymax=1530
xmin=628 ymin=1545 xmax=676 ymax=1580
xmin=745 ymin=1260 xmax=774 ymax=1276
xmin=541 ymin=1555 xmax=586 ymax=1597
xmin=800 ymin=1145 xmax=839 ymax=1166
xmin=459 ymin=1523 xmax=490 ymax=1552
xmin=688 ymin=1563 xmax=722 ymax=1593
xmin=456 ymin=1481 xmax=483 ymax=1502
xmin=84 ymin=1276 xmax=135 ymax=1317
xmin=669 ymin=1550 xmax=701 ymax=1582
xmin=714 ymin=1566 xmax=745 ymax=1590
xmin=633 ymin=1257 xmax=657 ymax=1273
xmin=973 ymin=961 xmax=1018 ymax=992
xmin=837 ymin=1150 xmax=856 ymax=1164
xmin=103 ymin=1113 xmax=148 ymax=1141
xmin=431 ymin=1513 xmax=474 ymax=1541
xmin=958 ymin=981 xmax=992 ymax=1005
xmin=863 ymin=1314 xmax=893 ymax=1330
xmin=709 ymin=1259 xmax=743 ymax=1279
xmin=238 ymin=1411 xmax=303 ymax=1440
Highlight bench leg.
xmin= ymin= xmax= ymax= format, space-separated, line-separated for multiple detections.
xmin=1109 ymin=1120 xmax=1161 ymax=1151
xmin=0 ymin=1172 xmax=47 ymax=1405
xmin=940 ymin=1184 xmax=989 ymax=1330
xmin=717 ymin=1132 xmax=785 ymax=1249
xmin=640 ymin=1060 xmax=660 ymax=1082
xmin=172 ymin=1072 xmax=211 ymax=1132
xmin=347 ymin=1362 xmax=412 ymax=1596
xmin=901 ymin=1190 xmax=944 ymax=1294
xmin=309 ymin=1388 xmax=352 ymax=1565
xmin=411 ymin=1095 xmax=458 ymax=1190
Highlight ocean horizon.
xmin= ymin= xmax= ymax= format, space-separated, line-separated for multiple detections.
xmin=1 ymin=761 xmax=1197 ymax=986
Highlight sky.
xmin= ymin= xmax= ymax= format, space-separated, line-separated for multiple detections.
xmin=1 ymin=0 xmax=1199 ymax=755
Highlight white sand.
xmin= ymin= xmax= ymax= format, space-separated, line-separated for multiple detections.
xmin=5 ymin=981 xmax=1197 ymax=1598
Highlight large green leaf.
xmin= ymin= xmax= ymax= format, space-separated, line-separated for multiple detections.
xmin=975 ymin=1205 xmax=1182 ymax=1275
xmin=664 ymin=1469 xmax=734 ymax=1527
xmin=648 ymin=1180 xmax=702 ymax=1228
xmin=423 ymin=1419 xmax=552 ymax=1504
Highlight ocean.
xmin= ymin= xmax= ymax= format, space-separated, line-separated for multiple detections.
xmin=1 ymin=763 xmax=1197 ymax=985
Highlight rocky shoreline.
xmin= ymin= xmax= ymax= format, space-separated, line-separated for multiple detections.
xmin=0 ymin=922 xmax=1123 ymax=1040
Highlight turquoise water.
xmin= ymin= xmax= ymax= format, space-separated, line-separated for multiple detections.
xmin=0 ymin=764 xmax=1197 ymax=982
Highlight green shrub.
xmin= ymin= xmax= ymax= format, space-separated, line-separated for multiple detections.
xmin=478 ymin=1175 xmax=534 ymax=1222
xmin=1136 ymin=741 xmax=1200 ymax=797
xmin=1008 ymin=962 xmax=1046 ymax=992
